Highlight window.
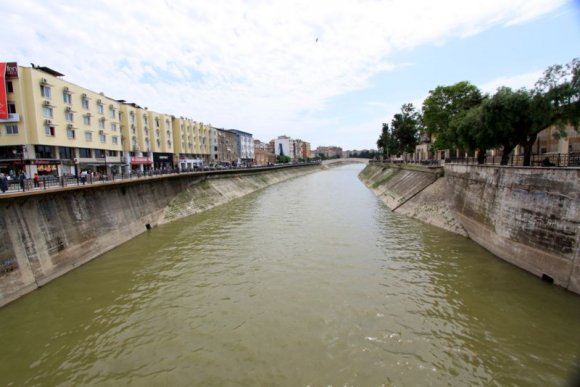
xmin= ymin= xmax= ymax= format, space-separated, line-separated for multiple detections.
xmin=67 ymin=128 xmax=75 ymax=139
xmin=108 ymin=150 xmax=116 ymax=157
xmin=41 ymin=85 xmax=51 ymax=98
xmin=82 ymin=98 xmax=89 ymax=109
xmin=6 ymin=125 xmax=18 ymax=135
xmin=99 ymin=119 xmax=105 ymax=129
xmin=63 ymin=92 xmax=72 ymax=104
xmin=143 ymin=116 xmax=148 ymax=125
xmin=8 ymin=103 xmax=16 ymax=114
xmin=109 ymin=107 xmax=116 ymax=119
xmin=44 ymin=125 xmax=55 ymax=137
xmin=43 ymin=106 xmax=53 ymax=118
xmin=130 ymin=112 xmax=135 ymax=124
xmin=156 ymin=139 xmax=160 ymax=147
xmin=59 ymin=147 xmax=73 ymax=159
xmin=65 ymin=111 xmax=74 ymax=122
xmin=85 ymin=131 xmax=93 ymax=141
xmin=97 ymin=103 xmax=104 ymax=114
xmin=83 ymin=115 xmax=91 ymax=125
xmin=34 ymin=145 xmax=53 ymax=158
xmin=111 ymin=123 xmax=117 ymax=132
xmin=112 ymin=136 xmax=118 ymax=145
xmin=6 ymin=81 xmax=13 ymax=93
xmin=99 ymin=134 xmax=106 ymax=143
xmin=79 ymin=148 xmax=91 ymax=158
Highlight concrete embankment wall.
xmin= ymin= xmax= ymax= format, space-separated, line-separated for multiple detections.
xmin=360 ymin=163 xmax=580 ymax=294
xmin=0 ymin=165 xmax=319 ymax=307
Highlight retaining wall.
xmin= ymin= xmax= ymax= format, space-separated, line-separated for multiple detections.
xmin=360 ymin=163 xmax=580 ymax=294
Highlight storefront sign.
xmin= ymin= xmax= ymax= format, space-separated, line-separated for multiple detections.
xmin=5 ymin=63 xmax=18 ymax=78
xmin=0 ymin=63 xmax=7 ymax=120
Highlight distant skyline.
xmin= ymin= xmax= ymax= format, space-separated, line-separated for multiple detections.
xmin=1 ymin=0 xmax=578 ymax=150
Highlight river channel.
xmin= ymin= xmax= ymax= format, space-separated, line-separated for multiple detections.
xmin=1 ymin=164 xmax=579 ymax=386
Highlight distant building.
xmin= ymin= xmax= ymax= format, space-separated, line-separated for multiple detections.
xmin=254 ymin=140 xmax=275 ymax=165
xmin=228 ymin=129 xmax=254 ymax=166
xmin=315 ymin=146 xmax=343 ymax=159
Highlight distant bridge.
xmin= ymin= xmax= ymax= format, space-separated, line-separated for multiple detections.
xmin=321 ymin=158 xmax=369 ymax=166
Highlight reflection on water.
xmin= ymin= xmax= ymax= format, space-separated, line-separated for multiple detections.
xmin=0 ymin=164 xmax=579 ymax=386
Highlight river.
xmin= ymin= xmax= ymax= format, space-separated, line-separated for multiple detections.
xmin=0 ymin=164 xmax=579 ymax=386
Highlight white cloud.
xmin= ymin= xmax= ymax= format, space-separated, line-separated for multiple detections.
xmin=0 ymin=0 xmax=566 ymax=148
xmin=479 ymin=70 xmax=544 ymax=94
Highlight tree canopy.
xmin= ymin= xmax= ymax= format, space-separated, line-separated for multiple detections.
xmin=377 ymin=58 xmax=579 ymax=166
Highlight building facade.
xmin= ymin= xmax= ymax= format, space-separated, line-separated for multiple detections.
xmin=228 ymin=129 xmax=254 ymax=166
xmin=0 ymin=62 xmax=252 ymax=177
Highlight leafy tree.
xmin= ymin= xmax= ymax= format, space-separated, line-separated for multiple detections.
xmin=390 ymin=103 xmax=421 ymax=157
xmin=376 ymin=122 xmax=398 ymax=158
xmin=276 ymin=155 xmax=291 ymax=163
xmin=422 ymin=81 xmax=483 ymax=152
xmin=533 ymin=58 xmax=580 ymax=140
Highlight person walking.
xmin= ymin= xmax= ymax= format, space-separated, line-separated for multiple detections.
xmin=33 ymin=173 xmax=40 ymax=188
xmin=0 ymin=173 xmax=7 ymax=193
xmin=18 ymin=171 xmax=26 ymax=192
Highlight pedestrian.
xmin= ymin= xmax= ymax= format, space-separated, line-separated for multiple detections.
xmin=0 ymin=173 xmax=7 ymax=193
xmin=33 ymin=173 xmax=40 ymax=188
xmin=18 ymin=171 xmax=26 ymax=192
xmin=80 ymin=170 xmax=87 ymax=185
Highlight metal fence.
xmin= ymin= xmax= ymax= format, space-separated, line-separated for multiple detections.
xmin=0 ymin=161 xmax=322 ymax=195
xmin=372 ymin=153 xmax=580 ymax=168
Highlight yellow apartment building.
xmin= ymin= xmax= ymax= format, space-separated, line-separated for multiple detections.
xmin=1 ymin=62 xmax=248 ymax=176
xmin=0 ymin=63 xmax=124 ymax=177
xmin=172 ymin=117 xmax=210 ymax=170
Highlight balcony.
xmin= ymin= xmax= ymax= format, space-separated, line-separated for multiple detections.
xmin=0 ymin=113 xmax=20 ymax=123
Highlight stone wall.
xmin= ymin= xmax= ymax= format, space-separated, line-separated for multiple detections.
xmin=0 ymin=165 xmax=319 ymax=307
xmin=360 ymin=163 xmax=580 ymax=294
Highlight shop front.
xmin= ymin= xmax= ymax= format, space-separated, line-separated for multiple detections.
xmin=131 ymin=156 xmax=153 ymax=173
xmin=153 ymin=153 xmax=173 ymax=171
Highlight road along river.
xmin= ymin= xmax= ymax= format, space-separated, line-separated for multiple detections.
xmin=0 ymin=164 xmax=579 ymax=386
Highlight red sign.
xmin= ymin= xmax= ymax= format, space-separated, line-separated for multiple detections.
xmin=5 ymin=63 xmax=18 ymax=78
xmin=0 ymin=63 xmax=7 ymax=119
xmin=131 ymin=157 xmax=152 ymax=165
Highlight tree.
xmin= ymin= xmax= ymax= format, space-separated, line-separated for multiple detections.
xmin=376 ymin=123 xmax=398 ymax=158
xmin=390 ymin=103 xmax=421 ymax=157
xmin=422 ymin=81 xmax=483 ymax=152
xmin=534 ymin=58 xmax=580 ymax=137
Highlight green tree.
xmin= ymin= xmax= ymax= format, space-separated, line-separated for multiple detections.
xmin=276 ymin=155 xmax=291 ymax=163
xmin=422 ymin=81 xmax=483 ymax=152
xmin=533 ymin=58 xmax=580 ymax=140
xmin=390 ymin=103 xmax=421 ymax=157
xmin=376 ymin=122 xmax=398 ymax=158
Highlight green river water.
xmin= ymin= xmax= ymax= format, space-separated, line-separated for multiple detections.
xmin=0 ymin=164 xmax=579 ymax=386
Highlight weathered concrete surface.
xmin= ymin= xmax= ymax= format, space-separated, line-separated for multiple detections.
xmin=359 ymin=164 xmax=466 ymax=235
xmin=0 ymin=165 xmax=319 ymax=307
xmin=445 ymin=165 xmax=580 ymax=294
xmin=360 ymin=163 xmax=580 ymax=294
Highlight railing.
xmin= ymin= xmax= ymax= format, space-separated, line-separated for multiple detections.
xmin=0 ymin=161 xmax=322 ymax=195
xmin=445 ymin=153 xmax=580 ymax=167
xmin=371 ymin=153 xmax=580 ymax=168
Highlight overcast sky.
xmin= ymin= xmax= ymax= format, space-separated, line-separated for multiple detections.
xmin=2 ymin=0 xmax=578 ymax=150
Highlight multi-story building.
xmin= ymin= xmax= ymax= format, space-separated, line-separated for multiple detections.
xmin=173 ymin=117 xmax=210 ymax=170
xmin=253 ymin=139 xmax=275 ymax=165
xmin=315 ymin=146 xmax=343 ymax=159
xmin=215 ymin=128 xmax=238 ymax=165
xmin=228 ymin=129 xmax=254 ymax=166
xmin=0 ymin=63 xmax=125 ymax=177
xmin=209 ymin=125 xmax=219 ymax=165
xmin=274 ymin=135 xmax=294 ymax=160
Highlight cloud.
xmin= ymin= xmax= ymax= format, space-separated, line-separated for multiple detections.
xmin=0 ymin=0 xmax=567 ymax=148
xmin=479 ymin=70 xmax=545 ymax=94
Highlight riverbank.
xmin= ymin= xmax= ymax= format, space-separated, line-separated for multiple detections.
xmin=0 ymin=164 xmax=320 ymax=307
xmin=359 ymin=162 xmax=580 ymax=294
